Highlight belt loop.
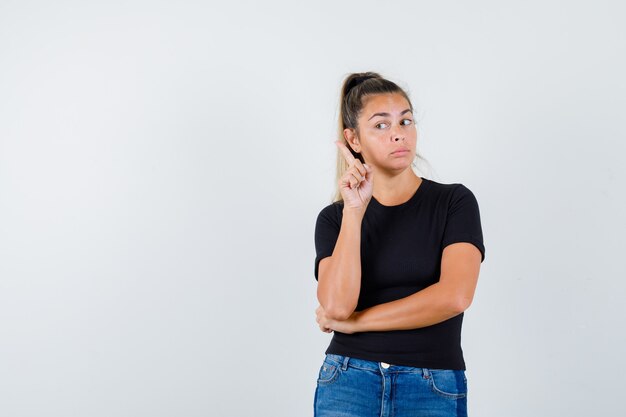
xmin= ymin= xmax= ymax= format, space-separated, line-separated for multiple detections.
xmin=342 ymin=356 xmax=350 ymax=371
xmin=422 ymin=368 xmax=430 ymax=378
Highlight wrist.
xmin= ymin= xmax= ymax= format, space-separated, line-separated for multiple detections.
xmin=342 ymin=207 xmax=366 ymax=219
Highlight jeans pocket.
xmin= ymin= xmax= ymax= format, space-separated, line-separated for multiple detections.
xmin=428 ymin=369 xmax=467 ymax=399
xmin=317 ymin=356 xmax=341 ymax=386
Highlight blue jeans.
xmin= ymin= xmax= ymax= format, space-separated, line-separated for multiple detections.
xmin=314 ymin=353 xmax=468 ymax=417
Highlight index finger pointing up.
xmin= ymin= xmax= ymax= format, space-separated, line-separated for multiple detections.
xmin=335 ymin=141 xmax=356 ymax=164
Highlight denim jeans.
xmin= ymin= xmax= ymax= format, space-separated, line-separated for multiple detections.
xmin=314 ymin=353 xmax=468 ymax=417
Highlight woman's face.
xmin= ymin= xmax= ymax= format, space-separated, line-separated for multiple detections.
xmin=347 ymin=93 xmax=417 ymax=174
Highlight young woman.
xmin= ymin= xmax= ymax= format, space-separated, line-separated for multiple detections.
xmin=313 ymin=72 xmax=485 ymax=417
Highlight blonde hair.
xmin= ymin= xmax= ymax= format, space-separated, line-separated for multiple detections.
xmin=332 ymin=72 xmax=429 ymax=202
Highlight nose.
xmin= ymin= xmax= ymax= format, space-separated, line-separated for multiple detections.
xmin=391 ymin=123 xmax=405 ymax=142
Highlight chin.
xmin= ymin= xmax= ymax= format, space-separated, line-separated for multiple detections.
xmin=386 ymin=164 xmax=412 ymax=174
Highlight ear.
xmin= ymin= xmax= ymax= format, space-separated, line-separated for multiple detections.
xmin=343 ymin=128 xmax=361 ymax=153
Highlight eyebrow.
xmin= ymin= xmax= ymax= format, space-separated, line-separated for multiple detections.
xmin=368 ymin=108 xmax=412 ymax=121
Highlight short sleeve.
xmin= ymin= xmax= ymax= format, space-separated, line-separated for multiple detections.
xmin=313 ymin=203 xmax=341 ymax=281
xmin=441 ymin=185 xmax=486 ymax=263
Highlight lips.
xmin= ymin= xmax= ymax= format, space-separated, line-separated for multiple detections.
xmin=391 ymin=148 xmax=410 ymax=155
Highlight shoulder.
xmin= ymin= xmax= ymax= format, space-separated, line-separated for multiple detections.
xmin=423 ymin=179 xmax=481 ymax=215
xmin=424 ymin=178 xmax=476 ymax=200
xmin=315 ymin=201 xmax=344 ymax=224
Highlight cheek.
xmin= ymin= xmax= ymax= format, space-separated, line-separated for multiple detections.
xmin=362 ymin=143 xmax=387 ymax=161
xmin=365 ymin=130 xmax=388 ymax=144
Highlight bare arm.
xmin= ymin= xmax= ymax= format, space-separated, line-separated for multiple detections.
xmin=352 ymin=242 xmax=482 ymax=331
xmin=317 ymin=141 xmax=373 ymax=322
xmin=317 ymin=208 xmax=365 ymax=321
xmin=347 ymin=242 xmax=482 ymax=332
xmin=352 ymin=282 xmax=460 ymax=331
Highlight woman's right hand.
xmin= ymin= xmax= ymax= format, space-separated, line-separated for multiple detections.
xmin=336 ymin=141 xmax=374 ymax=211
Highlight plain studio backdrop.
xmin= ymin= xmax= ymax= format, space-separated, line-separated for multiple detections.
xmin=1 ymin=1 xmax=624 ymax=416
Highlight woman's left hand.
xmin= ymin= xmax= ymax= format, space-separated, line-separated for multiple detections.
xmin=316 ymin=304 xmax=360 ymax=334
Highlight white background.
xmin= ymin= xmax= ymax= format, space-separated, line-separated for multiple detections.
xmin=1 ymin=1 xmax=625 ymax=416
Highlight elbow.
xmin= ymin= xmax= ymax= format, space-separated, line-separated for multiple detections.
xmin=317 ymin=295 xmax=356 ymax=321
xmin=317 ymin=285 xmax=358 ymax=321
xmin=325 ymin=306 xmax=355 ymax=321
xmin=318 ymin=298 xmax=356 ymax=321
xmin=453 ymin=295 xmax=473 ymax=314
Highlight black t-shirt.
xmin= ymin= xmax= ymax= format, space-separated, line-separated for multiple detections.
xmin=313 ymin=177 xmax=485 ymax=370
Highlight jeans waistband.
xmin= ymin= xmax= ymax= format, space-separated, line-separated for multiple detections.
xmin=325 ymin=353 xmax=431 ymax=376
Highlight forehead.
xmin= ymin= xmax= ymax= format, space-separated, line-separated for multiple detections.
xmin=361 ymin=93 xmax=410 ymax=115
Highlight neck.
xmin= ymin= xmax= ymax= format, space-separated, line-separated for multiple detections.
xmin=372 ymin=167 xmax=422 ymax=206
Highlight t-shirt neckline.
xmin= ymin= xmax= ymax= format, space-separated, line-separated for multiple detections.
xmin=370 ymin=177 xmax=430 ymax=209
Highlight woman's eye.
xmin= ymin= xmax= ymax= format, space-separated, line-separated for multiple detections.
xmin=401 ymin=119 xmax=413 ymax=126
xmin=375 ymin=123 xmax=389 ymax=129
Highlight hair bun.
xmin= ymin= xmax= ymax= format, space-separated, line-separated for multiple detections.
xmin=345 ymin=73 xmax=379 ymax=96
